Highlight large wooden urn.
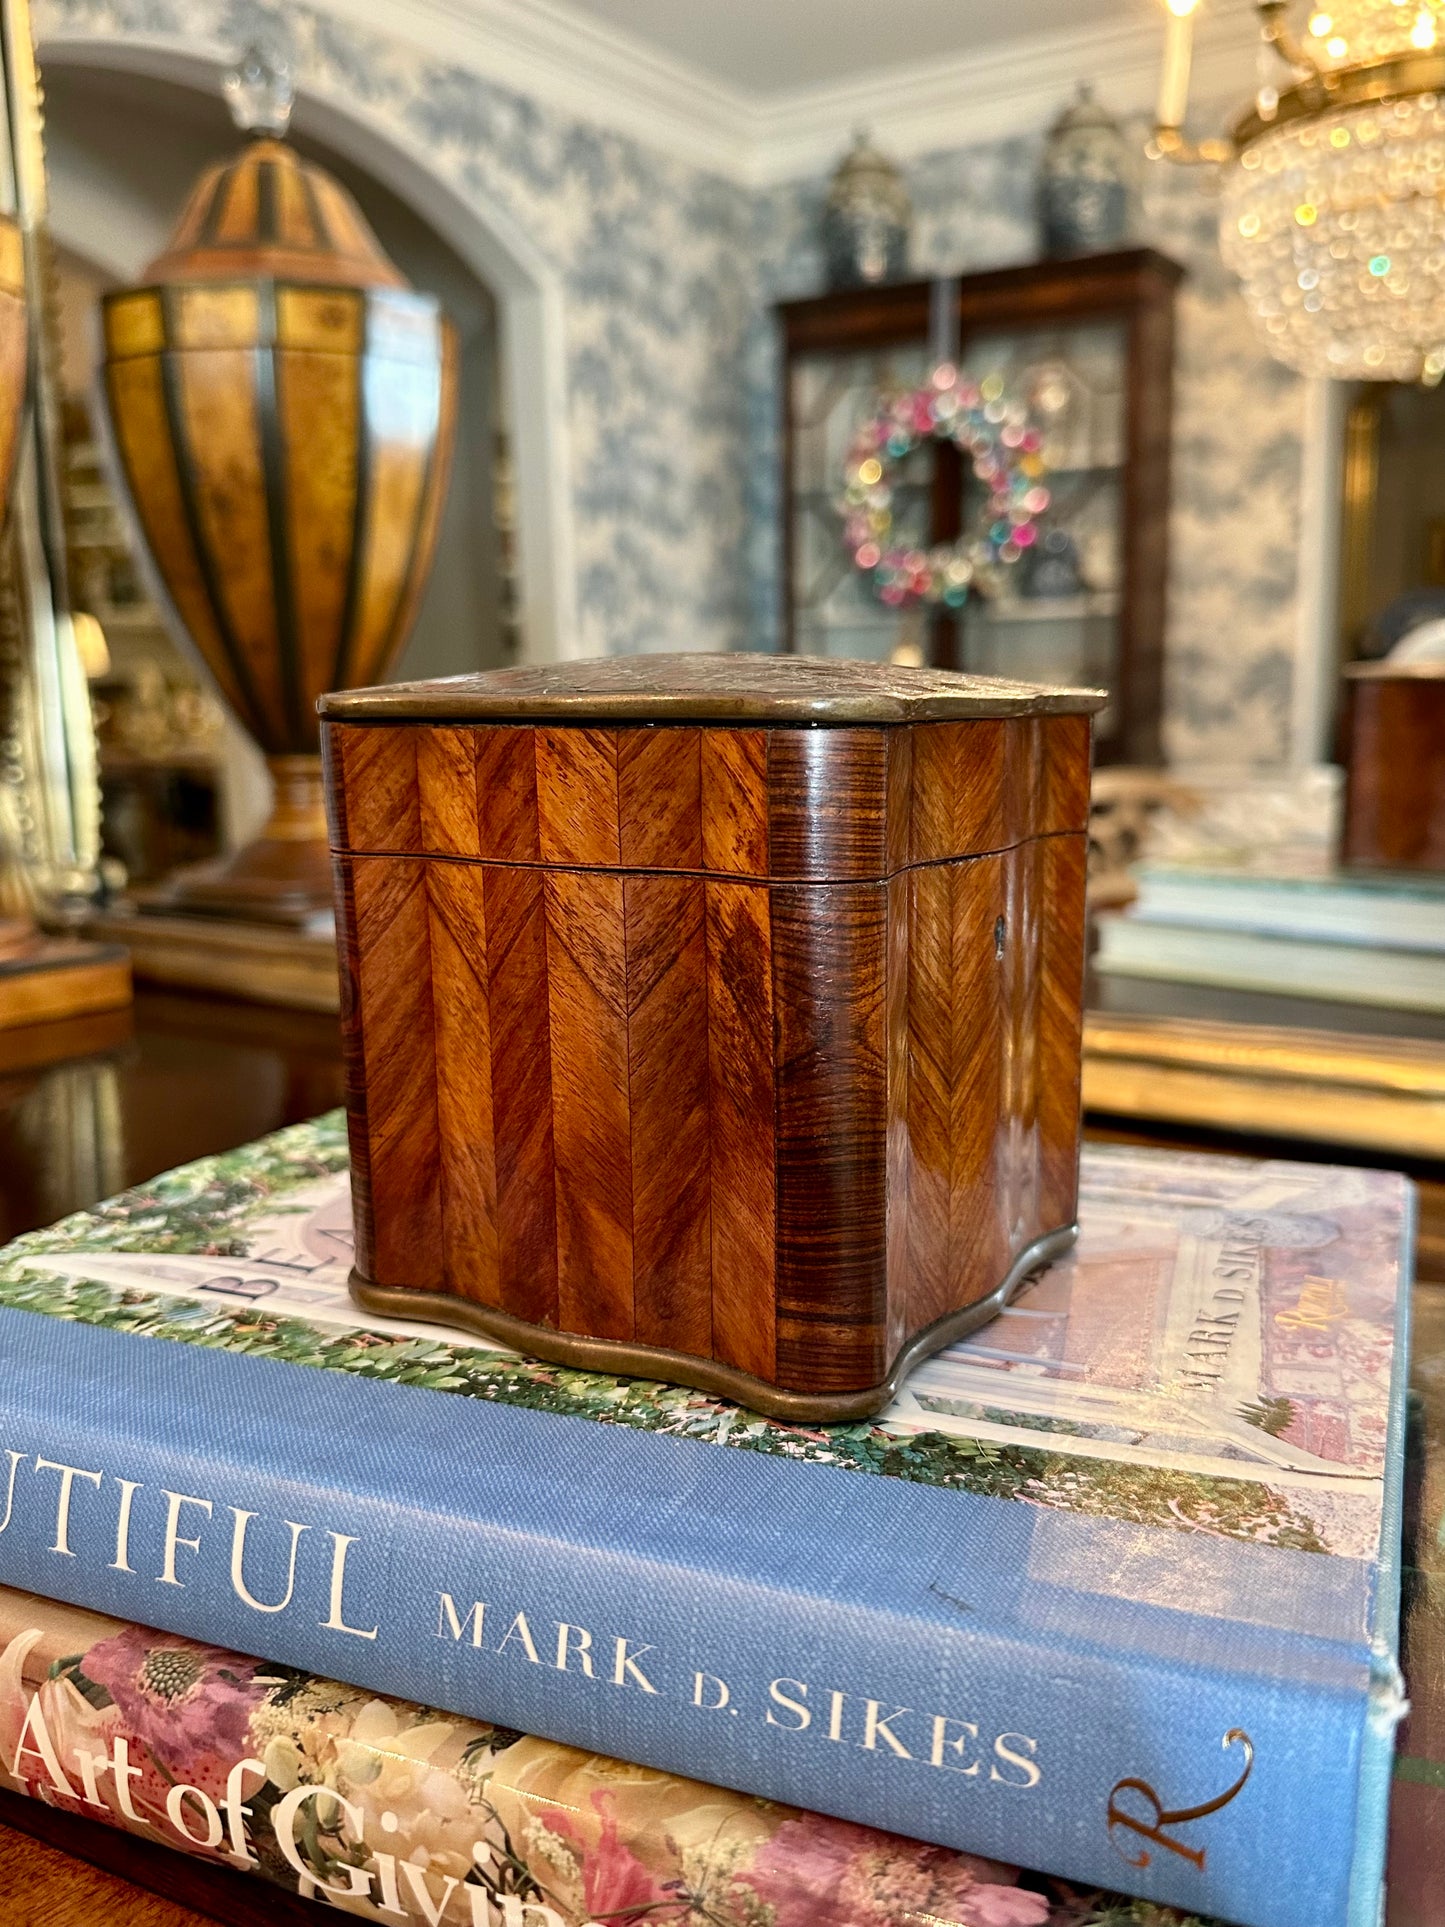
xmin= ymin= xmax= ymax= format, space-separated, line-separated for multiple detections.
xmin=321 ymin=655 xmax=1103 ymax=1421
xmin=100 ymin=136 xmax=456 ymax=925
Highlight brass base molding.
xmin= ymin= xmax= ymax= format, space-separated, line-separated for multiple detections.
xmin=351 ymin=1223 xmax=1078 ymax=1425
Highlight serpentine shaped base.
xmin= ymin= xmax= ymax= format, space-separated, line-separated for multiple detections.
xmin=350 ymin=1221 xmax=1077 ymax=1424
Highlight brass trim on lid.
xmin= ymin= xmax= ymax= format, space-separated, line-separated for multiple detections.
xmin=317 ymin=653 xmax=1109 ymax=726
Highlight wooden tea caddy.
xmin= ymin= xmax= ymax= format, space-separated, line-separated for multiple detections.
xmin=320 ymin=655 xmax=1104 ymax=1421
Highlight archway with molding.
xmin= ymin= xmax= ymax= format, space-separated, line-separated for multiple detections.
xmin=38 ymin=31 xmax=578 ymax=669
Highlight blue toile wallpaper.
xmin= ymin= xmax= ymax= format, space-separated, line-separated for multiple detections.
xmin=39 ymin=0 xmax=1304 ymax=765
xmin=37 ymin=0 xmax=758 ymax=663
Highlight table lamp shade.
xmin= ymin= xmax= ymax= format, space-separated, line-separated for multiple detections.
xmin=97 ymin=137 xmax=456 ymax=922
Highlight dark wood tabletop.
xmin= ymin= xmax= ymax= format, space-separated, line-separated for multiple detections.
xmin=0 ymin=981 xmax=1441 ymax=1925
xmin=0 ymin=989 xmax=343 ymax=1249
xmin=0 ymin=1785 xmax=317 ymax=1925
xmin=0 ymin=990 xmax=346 ymax=1923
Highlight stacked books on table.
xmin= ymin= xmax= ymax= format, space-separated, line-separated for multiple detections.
xmin=1094 ymin=864 xmax=1445 ymax=1013
xmin=0 ymin=1112 xmax=1423 ymax=1927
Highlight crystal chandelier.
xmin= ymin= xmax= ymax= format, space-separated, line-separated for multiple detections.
xmin=1153 ymin=0 xmax=1445 ymax=381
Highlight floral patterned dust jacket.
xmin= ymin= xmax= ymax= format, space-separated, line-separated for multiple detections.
xmin=0 ymin=1586 xmax=1207 ymax=1927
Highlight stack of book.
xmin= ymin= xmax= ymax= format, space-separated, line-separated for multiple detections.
xmin=0 ymin=1110 xmax=1426 ymax=1927
xmin=1094 ymin=866 xmax=1445 ymax=1014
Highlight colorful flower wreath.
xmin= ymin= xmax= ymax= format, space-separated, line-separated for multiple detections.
xmin=840 ymin=364 xmax=1050 ymax=608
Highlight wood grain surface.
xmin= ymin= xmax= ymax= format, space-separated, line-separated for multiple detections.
xmin=626 ymin=875 xmax=713 ymax=1356
xmin=328 ymin=713 xmax=1092 ymax=1412
xmin=334 ymin=707 xmax=422 ymax=852
xmin=1342 ymin=674 xmax=1445 ymax=874
xmin=483 ymin=865 xmax=560 ymax=1326
xmin=328 ymin=713 xmax=1092 ymax=877
xmin=428 ymin=861 xmax=499 ymax=1299
xmin=700 ymin=728 xmax=769 ymax=876
xmin=537 ymin=727 xmax=622 ymax=867
xmin=0 ymin=1787 xmax=319 ymax=1927
xmin=772 ymin=881 xmax=889 ymax=1392
xmin=766 ymin=728 xmax=890 ymax=878
xmin=546 ymin=867 xmax=633 ymax=1338
xmin=332 ymin=855 xmax=375 ymax=1283
xmin=0 ymin=1818 xmax=214 ymax=1927
xmin=101 ymin=147 xmax=454 ymax=766
xmin=1039 ymin=833 xmax=1089 ymax=1230
xmin=705 ymin=879 xmax=778 ymax=1380
xmin=477 ymin=726 xmax=542 ymax=863
xmin=620 ymin=726 xmax=704 ymax=870
xmin=418 ymin=725 xmax=482 ymax=856
xmin=350 ymin=854 xmax=443 ymax=1288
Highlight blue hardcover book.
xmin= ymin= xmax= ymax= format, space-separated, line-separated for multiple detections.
xmin=0 ymin=1117 xmax=1413 ymax=1927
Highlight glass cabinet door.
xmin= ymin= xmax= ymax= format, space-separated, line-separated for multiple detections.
xmin=785 ymin=318 xmax=1130 ymax=754
xmin=957 ymin=318 xmax=1127 ymax=749
xmin=789 ymin=341 xmax=931 ymax=662
xmin=782 ymin=255 xmax=1179 ymax=764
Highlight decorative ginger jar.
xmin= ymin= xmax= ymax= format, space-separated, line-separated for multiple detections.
xmin=823 ymin=131 xmax=911 ymax=290
xmin=1039 ymin=86 xmax=1134 ymax=259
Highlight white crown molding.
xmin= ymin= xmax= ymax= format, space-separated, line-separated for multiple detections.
xmin=38 ymin=0 xmax=1266 ymax=187
xmin=307 ymin=0 xmax=1263 ymax=187
xmin=745 ymin=8 xmax=1263 ymax=183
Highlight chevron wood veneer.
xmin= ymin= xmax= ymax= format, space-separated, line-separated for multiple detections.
xmin=322 ymin=656 xmax=1102 ymax=1421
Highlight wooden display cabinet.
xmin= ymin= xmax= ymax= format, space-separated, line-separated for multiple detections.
xmin=778 ymin=248 xmax=1184 ymax=766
